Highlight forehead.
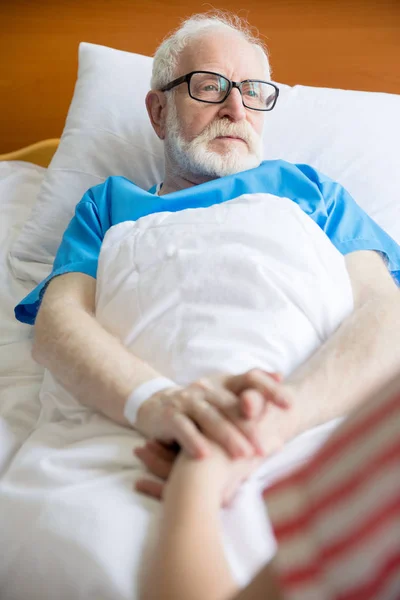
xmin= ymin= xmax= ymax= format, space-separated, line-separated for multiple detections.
xmin=176 ymin=30 xmax=268 ymax=81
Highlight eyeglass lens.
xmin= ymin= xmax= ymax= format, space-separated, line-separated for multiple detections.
xmin=189 ymin=72 xmax=276 ymax=110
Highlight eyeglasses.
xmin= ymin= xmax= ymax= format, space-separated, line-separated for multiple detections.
xmin=160 ymin=70 xmax=279 ymax=112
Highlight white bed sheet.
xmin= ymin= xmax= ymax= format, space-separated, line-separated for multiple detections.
xmin=0 ymin=162 xmax=45 ymax=477
xmin=0 ymin=163 xmax=342 ymax=600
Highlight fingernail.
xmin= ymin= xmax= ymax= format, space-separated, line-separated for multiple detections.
xmin=273 ymin=394 xmax=287 ymax=406
xmin=245 ymin=443 xmax=256 ymax=457
xmin=255 ymin=446 xmax=266 ymax=457
xmin=240 ymin=444 xmax=254 ymax=458
xmin=277 ymin=393 xmax=288 ymax=402
xmin=253 ymin=437 xmax=266 ymax=456
xmin=195 ymin=446 xmax=208 ymax=459
xmin=253 ymin=443 xmax=263 ymax=456
xmin=230 ymin=445 xmax=241 ymax=459
xmin=235 ymin=448 xmax=246 ymax=459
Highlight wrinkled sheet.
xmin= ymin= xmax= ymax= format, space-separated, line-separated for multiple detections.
xmin=0 ymin=186 xmax=353 ymax=600
xmin=0 ymin=161 xmax=45 ymax=479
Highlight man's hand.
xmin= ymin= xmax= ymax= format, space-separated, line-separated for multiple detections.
xmin=135 ymin=369 xmax=292 ymax=459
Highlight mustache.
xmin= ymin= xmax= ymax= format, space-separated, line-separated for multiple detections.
xmin=197 ymin=119 xmax=258 ymax=146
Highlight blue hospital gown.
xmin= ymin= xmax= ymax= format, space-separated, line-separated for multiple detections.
xmin=15 ymin=159 xmax=400 ymax=325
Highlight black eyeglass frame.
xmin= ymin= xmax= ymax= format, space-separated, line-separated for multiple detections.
xmin=160 ymin=70 xmax=279 ymax=112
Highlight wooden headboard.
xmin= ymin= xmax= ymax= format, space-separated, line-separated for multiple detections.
xmin=1 ymin=0 xmax=399 ymax=154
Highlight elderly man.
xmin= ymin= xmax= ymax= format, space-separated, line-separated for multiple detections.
xmin=15 ymin=13 xmax=400 ymax=484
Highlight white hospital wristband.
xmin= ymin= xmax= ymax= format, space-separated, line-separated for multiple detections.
xmin=124 ymin=377 xmax=176 ymax=426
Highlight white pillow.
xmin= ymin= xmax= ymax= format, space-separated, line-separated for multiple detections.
xmin=10 ymin=42 xmax=400 ymax=284
xmin=262 ymin=84 xmax=400 ymax=243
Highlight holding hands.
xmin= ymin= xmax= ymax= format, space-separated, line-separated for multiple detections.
xmin=134 ymin=368 xmax=296 ymax=505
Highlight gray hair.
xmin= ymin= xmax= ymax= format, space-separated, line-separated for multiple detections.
xmin=150 ymin=11 xmax=272 ymax=90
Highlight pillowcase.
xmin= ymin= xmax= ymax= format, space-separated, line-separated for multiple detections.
xmin=262 ymin=84 xmax=400 ymax=244
xmin=9 ymin=42 xmax=400 ymax=284
xmin=9 ymin=43 xmax=164 ymax=284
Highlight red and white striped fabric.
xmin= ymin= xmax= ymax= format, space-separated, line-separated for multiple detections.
xmin=263 ymin=375 xmax=400 ymax=600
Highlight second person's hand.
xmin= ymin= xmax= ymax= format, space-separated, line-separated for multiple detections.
xmin=134 ymin=439 xmax=263 ymax=507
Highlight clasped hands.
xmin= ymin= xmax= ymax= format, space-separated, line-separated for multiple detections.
xmin=134 ymin=369 xmax=296 ymax=506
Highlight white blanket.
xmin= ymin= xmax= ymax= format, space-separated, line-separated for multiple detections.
xmin=0 ymin=193 xmax=353 ymax=600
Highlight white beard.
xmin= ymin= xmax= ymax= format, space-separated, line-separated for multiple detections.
xmin=164 ymin=98 xmax=263 ymax=179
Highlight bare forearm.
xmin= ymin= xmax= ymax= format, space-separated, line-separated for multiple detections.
xmin=288 ymin=292 xmax=400 ymax=435
xmin=33 ymin=301 xmax=160 ymax=425
xmin=141 ymin=463 xmax=238 ymax=600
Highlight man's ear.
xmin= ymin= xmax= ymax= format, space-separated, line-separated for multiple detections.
xmin=146 ymin=90 xmax=168 ymax=140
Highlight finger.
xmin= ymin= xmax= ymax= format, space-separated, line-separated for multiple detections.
xmin=190 ymin=383 xmax=247 ymax=429
xmin=192 ymin=379 xmax=266 ymax=424
xmin=188 ymin=388 xmax=267 ymax=456
xmin=135 ymin=478 xmax=164 ymax=500
xmin=187 ymin=397 xmax=256 ymax=459
xmin=239 ymin=389 xmax=266 ymax=419
xmin=134 ymin=446 xmax=173 ymax=479
xmin=170 ymin=413 xmax=211 ymax=459
xmin=269 ymin=372 xmax=283 ymax=382
xmin=191 ymin=379 xmax=241 ymax=411
xmin=228 ymin=369 xmax=291 ymax=410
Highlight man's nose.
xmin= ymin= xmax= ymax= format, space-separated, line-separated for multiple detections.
xmin=217 ymin=87 xmax=246 ymax=121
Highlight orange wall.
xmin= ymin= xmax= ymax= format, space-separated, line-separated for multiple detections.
xmin=1 ymin=0 xmax=399 ymax=153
